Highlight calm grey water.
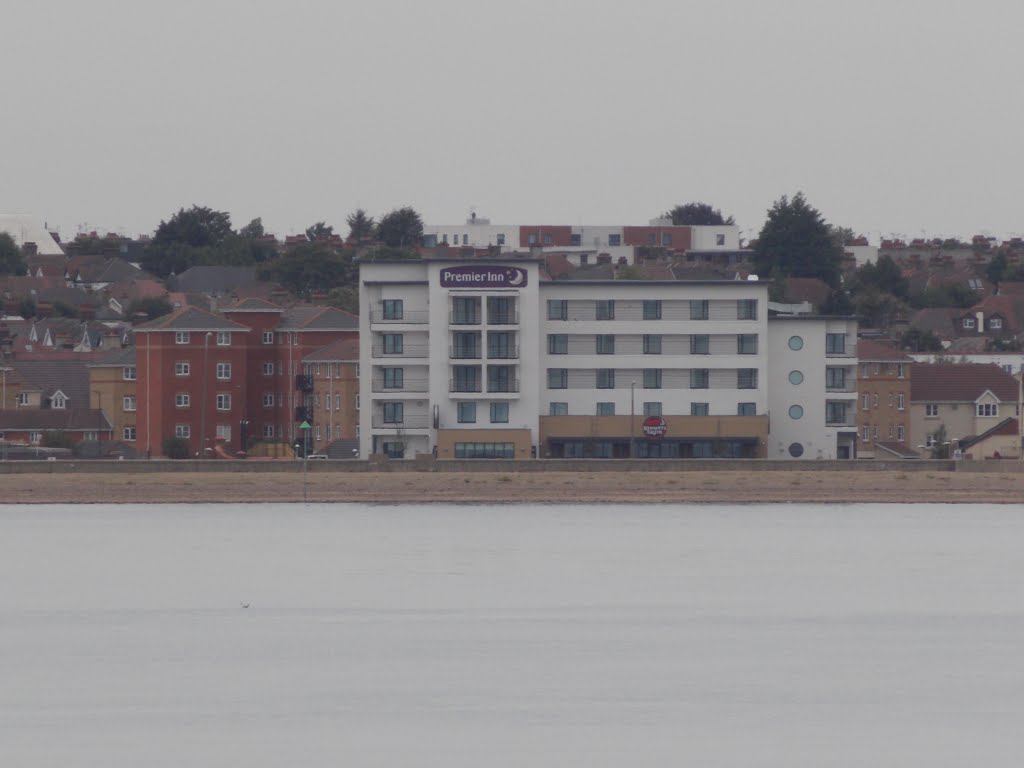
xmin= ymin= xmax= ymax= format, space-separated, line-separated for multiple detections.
xmin=2 ymin=502 xmax=1023 ymax=766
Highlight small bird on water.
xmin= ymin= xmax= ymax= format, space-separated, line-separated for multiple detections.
xmin=240 ymin=602 xmax=250 ymax=609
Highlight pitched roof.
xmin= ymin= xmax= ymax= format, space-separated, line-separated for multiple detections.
xmin=133 ymin=306 xmax=249 ymax=332
xmin=0 ymin=214 xmax=64 ymax=255
xmin=856 ymin=338 xmax=913 ymax=362
xmin=874 ymin=441 xmax=921 ymax=459
xmin=909 ymin=363 xmax=1018 ymax=402
xmin=908 ymin=307 xmax=960 ymax=339
xmin=87 ymin=346 xmax=137 ymax=368
xmin=7 ymin=359 xmax=91 ymax=403
xmin=303 ymin=338 xmax=360 ymax=362
xmin=169 ymin=266 xmax=262 ymax=294
xmin=223 ymin=297 xmax=284 ymax=313
xmin=0 ymin=408 xmax=110 ymax=431
xmin=277 ymin=306 xmax=358 ymax=331
xmin=959 ymin=417 xmax=1019 ymax=450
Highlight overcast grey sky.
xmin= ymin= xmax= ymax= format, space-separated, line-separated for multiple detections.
xmin=3 ymin=0 xmax=1023 ymax=243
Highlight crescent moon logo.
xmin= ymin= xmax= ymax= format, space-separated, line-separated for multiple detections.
xmin=507 ymin=269 xmax=525 ymax=286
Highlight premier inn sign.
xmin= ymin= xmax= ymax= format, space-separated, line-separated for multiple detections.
xmin=439 ymin=265 xmax=528 ymax=289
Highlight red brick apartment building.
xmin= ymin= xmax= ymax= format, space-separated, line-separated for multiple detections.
xmin=135 ymin=300 xmax=358 ymax=458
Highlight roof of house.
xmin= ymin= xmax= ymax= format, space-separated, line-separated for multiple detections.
xmin=908 ymin=307 xmax=961 ymax=339
xmin=782 ymin=277 xmax=833 ymax=307
xmin=223 ymin=297 xmax=284 ymax=313
xmin=87 ymin=346 xmax=137 ymax=368
xmin=874 ymin=441 xmax=921 ymax=459
xmin=169 ymin=266 xmax=262 ymax=294
xmin=7 ymin=359 xmax=91 ymax=403
xmin=303 ymin=338 xmax=360 ymax=363
xmin=0 ymin=408 xmax=110 ymax=431
xmin=856 ymin=338 xmax=912 ymax=362
xmin=959 ymin=417 xmax=1020 ymax=451
xmin=0 ymin=214 xmax=64 ymax=255
xmin=277 ymin=306 xmax=358 ymax=331
xmin=133 ymin=305 xmax=249 ymax=332
xmin=909 ymin=363 xmax=1018 ymax=402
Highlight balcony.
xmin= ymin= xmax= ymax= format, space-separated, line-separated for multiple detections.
xmin=371 ymin=377 xmax=429 ymax=393
xmin=449 ymin=379 xmax=483 ymax=393
xmin=486 ymin=310 xmax=519 ymax=326
xmin=372 ymin=343 xmax=428 ymax=358
xmin=371 ymin=413 xmax=430 ymax=429
xmin=370 ymin=309 xmax=428 ymax=324
xmin=450 ymin=345 xmax=482 ymax=359
xmin=295 ymin=374 xmax=314 ymax=392
xmin=486 ymin=379 xmax=520 ymax=394
xmin=486 ymin=345 xmax=519 ymax=360
xmin=449 ymin=312 xmax=481 ymax=326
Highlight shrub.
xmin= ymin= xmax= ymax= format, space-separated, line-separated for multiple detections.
xmin=162 ymin=436 xmax=190 ymax=459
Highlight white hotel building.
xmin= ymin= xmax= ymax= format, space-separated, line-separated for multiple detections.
xmin=359 ymin=257 xmax=858 ymax=461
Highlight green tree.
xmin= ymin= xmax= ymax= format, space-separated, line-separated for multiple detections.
xmin=305 ymin=221 xmax=334 ymax=241
xmin=852 ymin=289 xmax=908 ymax=329
xmin=325 ymin=285 xmax=359 ymax=314
xmin=849 ymin=255 xmax=909 ymax=300
xmin=819 ymin=286 xmax=855 ymax=315
xmin=753 ymin=193 xmax=843 ymax=288
xmin=52 ymin=300 xmax=79 ymax=318
xmin=152 ymin=206 xmax=233 ymax=249
xmin=18 ymin=296 xmax=36 ymax=319
xmin=238 ymin=217 xmax=265 ymax=239
xmin=162 ymin=436 xmax=190 ymax=459
xmin=899 ymin=327 xmax=944 ymax=353
xmin=909 ymin=284 xmax=979 ymax=309
xmin=258 ymin=242 xmax=354 ymax=296
xmin=828 ymin=225 xmax=857 ymax=250
xmin=376 ymin=207 xmax=423 ymax=248
xmin=126 ymin=296 xmax=174 ymax=321
xmin=346 ymin=208 xmax=376 ymax=242
xmin=0 ymin=232 xmax=27 ymax=275
xmin=986 ymin=252 xmax=1008 ymax=291
xmin=664 ymin=202 xmax=734 ymax=226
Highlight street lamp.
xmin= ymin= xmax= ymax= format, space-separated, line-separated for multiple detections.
xmin=199 ymin=332 xmax=212 ymax=458
xmin=93 ymin=389 xmax=103 ymax=459
xmin=630 ymin=380 xmax=636 ymax=458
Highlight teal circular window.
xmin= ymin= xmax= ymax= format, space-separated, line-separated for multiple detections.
xmin=788 ymin=370 xmax=804 ymax=385
xmin=788 ymin=336 xmax=804 ymax=351
xmin=789 ymin=405 xmax=804 ymax=419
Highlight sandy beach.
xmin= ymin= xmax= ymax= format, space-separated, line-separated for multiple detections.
xmin=3 ymin=468 xmax=1024 ymax=504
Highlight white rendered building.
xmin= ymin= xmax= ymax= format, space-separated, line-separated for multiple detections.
xmin=359 ymin=257 xmax=856 ymax=460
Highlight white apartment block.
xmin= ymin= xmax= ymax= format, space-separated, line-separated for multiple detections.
xmin=359 ymin=257 xmax=857 ymax=461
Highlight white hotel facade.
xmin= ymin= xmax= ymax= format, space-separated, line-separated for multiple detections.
xmin=359 ymin=257 xmax=858 ymax=461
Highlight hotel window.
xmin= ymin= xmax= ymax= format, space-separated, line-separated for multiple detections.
xmin=175 ymin=424 xmax=190 ymax=438
xmin=690 ymin=335 xmax=709 ymax=355
xmin=453 ymin=332 xmax=479 ymax=358
xmin=596 ymin=369 xmax=615 ymax=389
xmin=608 ymin=234 xmax=621 ymax=246
xmin=737 ymin=334 xmax=758 ymax=354
xmin=737 ymin=369 xmax=758 ymax=389
xmin=643 ymin=369 xmax=662 ymax=389
xmin=490 ymin=402 xmax=509 ymax=423
xmin=383 ymin=402 xmax=404 ymax=424
xmin=453 ymin=297 xmax=480 ymax=324
xmin=925 ymin=403 xmax=938 ymax=417
xmin=123 ymin=366 xmax=137 ymax=381
xmin=175 ymin=331 xmax=190 ymax=344
xmin=123 ymin=426 xmax=136 ymax=441
xmin=643 ymin=300 xmax=662 ymax=320
xmin=262 ymin=331 xmax=274 ymax=344
xmin=263 ymin=393 xmax=274 ymax=407
xmin=962 ymin=317 xmax=975 ymax=329
xmin=487 ymin=366 xmax=514 ymax=393
xmin=216 ymin=393 xmax=231 ymax=411
xmin=175 ymin=393 xmax=190 ymax=407
xmin=737 ymin=402 xmax=756 ymax=416
xmin=897 ymin=394 xmax=905 ymax=410
xmin=826 ymin=367 xmax=846 ymax=389
xmin=382 ymin=299 xmax=403 ymax=321
xmin=977 ymin=403 xmax=999 ymax=417
xmin=123 ymin=396 xmax=137 ymax=412
xmin=548 ymin=368 xmax=568 ymax=389
xmin=382 ymin=368 xmax=404 ymax=389
xmin=643 ymin=402 xmax=662 ymax=417
xmin=457 ymin=402 xmax=476 ymax=423
xmin=216 ymin=332 xmax=231 ymax=346
xmin=595 ymin=300 xmax=615 ymax=320
xmin=262 ymin=362 xmax=274 ymax=375
xmin=596 ymin=334 xmax=615 ymax=354
xmin=689 ymin=300 xmax=709 ymax=320
xmin=643 ymin=334 xmax=662 ymax=354
xmin=262 ymin=425 xmax=275 ymax=438
xmin=452 ymin=366 xmax=481 ymax=393
xmin=216 ymin=362 xmax=231 ymax=380
xmin=547 ymin=300 xmax=568 ymax=320
xmin=690 ymin=369 xmax=709 ymax=389
xmin=175 ymin=361 xmax=190 ymax=376
xmin=736 ymin=299 xmax=757 ymax=320
xmin=826 ymin=402 xmax=847 ymax=424
xmin=690 ymin=402 xmax=709 ymax=416
xmin=487 ymin=331 xmax=514 ymax=358
xmin=825 ymin=334 xmax=846 ymax=354
xmin=487 ymin=297 xmax=514 ymax=325
xmin=549 ymin=402 xmax=568 ymax=416
xmin=596 ymin=402 xmax=615 ymax=416
xmin=548 ymin=334 xmax=568 ymax=355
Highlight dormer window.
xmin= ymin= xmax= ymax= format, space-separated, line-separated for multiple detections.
xmin=962 ymin=317 xmax=975 ymax=329
xmin=989 ymin=317 xmax=1003 ymax=330
xmin=17 ymin=392 xmax=29 ymax=406
xmin=51 ymin=393 xmax=67 ymax=410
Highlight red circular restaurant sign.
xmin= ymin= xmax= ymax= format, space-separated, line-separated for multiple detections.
xmin=641 ymin=416 xmax=668 ymax=438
